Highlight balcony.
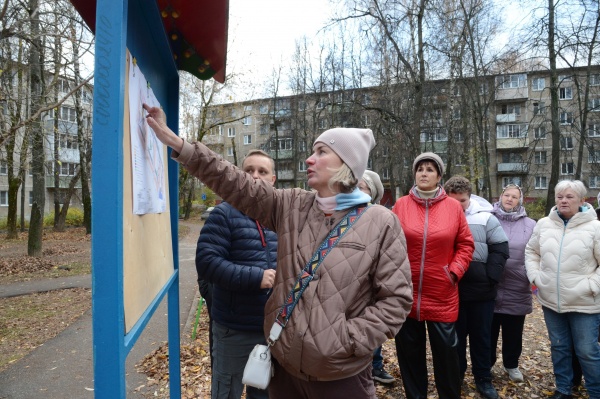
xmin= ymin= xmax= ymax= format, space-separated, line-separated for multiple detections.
xmin=45 ymin=175 xmax=81 ymax=189
xmin=495 ymin=87 xmax=529 ymax=101
xmin=496 ymin=114 xmax=517 ymax=123
xmin=497 ymin=163 xmax=529 ymax=174
xmin=496 ymin=137 xmax=529 ymax=149
xmin=276 ymin=170 xmax=294 ymax=180
xmin=202 ymin=135 xmax=224 ymax=145
xmin=266 ymin=149 xmax=293 ymax=159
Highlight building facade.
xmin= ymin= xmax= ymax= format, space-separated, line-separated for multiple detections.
xmin=202 ymin=66 xmax=600 ymax=206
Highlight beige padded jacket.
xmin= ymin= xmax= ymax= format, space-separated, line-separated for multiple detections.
xmin=174 ymin=141 xmax=413 ymax=381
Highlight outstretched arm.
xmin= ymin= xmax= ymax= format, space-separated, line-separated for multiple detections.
xmin=143 ymin=104 xmax=184 ymax=152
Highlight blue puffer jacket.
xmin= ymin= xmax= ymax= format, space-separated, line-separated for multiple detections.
xmin=196 ymin=202 xmax=277 ymax=332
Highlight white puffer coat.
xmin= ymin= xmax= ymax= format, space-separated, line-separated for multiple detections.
xmin=525 ymin=204 xmax=600 ymax=313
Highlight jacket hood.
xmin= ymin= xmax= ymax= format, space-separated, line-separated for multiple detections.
xmin=466 ymin=194 xmax=493 ymax=216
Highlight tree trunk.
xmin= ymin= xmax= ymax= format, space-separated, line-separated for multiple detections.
xmin=55 ymin=168 xmax=82 ymax=232
xmin=27 ymin=0 xmax=45 ymax=257
xmin=546 ymin=0 xmax=560 ymax=215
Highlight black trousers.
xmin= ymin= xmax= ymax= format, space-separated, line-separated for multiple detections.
xmin=395 ymin=317 xmax=461 ymax=399
xmin=490 ymin=312 xmax=526 ymax=369
xmin=198 ymin=279 xmax=214 ymax=368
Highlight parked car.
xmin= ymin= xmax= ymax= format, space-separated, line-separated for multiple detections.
xmin=200 ymin=206 xmax=215 ymax=220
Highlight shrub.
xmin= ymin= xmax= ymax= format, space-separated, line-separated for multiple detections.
xmin=43 ymin=208 xmax=85 ymax=227
xmin=525 ymin=197 xmax=547 ymax=221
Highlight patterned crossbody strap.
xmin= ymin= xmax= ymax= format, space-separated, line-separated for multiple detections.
xmin=274 ymin=205 xmax=370 ymax=329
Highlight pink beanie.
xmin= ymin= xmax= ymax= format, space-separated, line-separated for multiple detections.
xmin=313 ymin=128 xmax=375 ymax=180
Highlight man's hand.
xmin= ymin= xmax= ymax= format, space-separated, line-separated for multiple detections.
xmin=260 ymin=269 xmax=276 ymax=289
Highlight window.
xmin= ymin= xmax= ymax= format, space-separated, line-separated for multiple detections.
xmin=242 ymin=116 xmax=252 ymax=125
xmin=534 ymin=151 xmax=547 ymax=164
xmin=455 ymin=131 xmax=465 ymax=142
xmin=420 ymin=129 xmax=448 ymax=142
xmin=259 ymin=105 xmax=269 ymax=114
xmin=227 ymin=127 xmax=235 ymax=137
xmin=227 ymin=147 xmax=234 ymax=156
xmin=382 ymin=168 xmax=390 ymax=180
xmin=298 ymin=140 xmax=307 ymax=152
xmin=0 ymin=191 xmax=7 ymax=206
xmin=559 ymin=74 xmax=573 ymax=83
xmin=479 ymin=82 xmax=489 ymax=95
xmin=496 ymin=74 xmax=527 ymax=89
xmin=318 ymin=118 xmax=327 ymax=129
xmin=560 ymin=136 xmax=574 ymax=150
xmin=381 ymin=146 xmax=389 ymax=157
xmin=501 ymin=104 xmax=521 ymax=116
xmin=559 ymin=87 xmax=572 ymax=100
xmin=535 ymin=176 xmax=548 ymax=189
xmin=298 ymin=161 xmax=307 ymax=172
xmin=0 ymin=100 xmax=7 ymax=115
xmin=81 ymin=89 xmax=92 ymax=104
xmin=452 ymin=109 xmax=461 ymax=120
xmin=316 ymin=101 xmax=325 ymax=110
xmin=589 ymin=150 xmax=600 ymax=163
xmin=532 ymin=77 xmax=545 ymax=91
xmin=561 ymin=162 xmax=574 ymax=175
xmin=591 ymin=74 xmax=600 ymax=86
xmin=278 ymin=138 xmax=293 ymax=150
xmin=259 ymin=124 xmax=269 ymax=135
xmin=502 ymin=177 xmax=522 ymax=187
xmin=58 ymin=78 xmax=70 ymax=94
xmin=501 ymin=152 xmax=523 ymax=163
xmin=362 ymin=94 xmax=372 ymax=105
xmin=55 ymin=106 xmax=76 ymax=122
xmin=29 ymin=191 xmax=33 ymax=206
xmin=453 ymin=86 xmax=461 ymax=96
xmin=243 ymin=135 xmax=252 ymax=145
xmin=588 ymin=98 xmax=600 ymax=112
xmin=298 ymin=101 xmax=306 ymax=111
xmin=0 ymin=160 xmax=7 ymax=175
xmin=362 ymin=115 xmax=371 ymax=127
xmin=60 ymin=133 xmax=78 ymax=150
xmin=560 ymin=112 xmax=574 ymax=125
xmin=59 ymin=162 xmax=78 ymax=176
xmin=590 ymin=175 xmax=600 ymax=188
xmin=497 ymin=124 xmax=527 ymax=139
xmin=589 ymin=124 xmax=600 ymax=137
xmin=533 ymin=102 xmax=545 ymax=115
xmin=244 ymin=105 xmax=253 ymax=111
xmin=534 ymin=127 xmax=547 ymax=139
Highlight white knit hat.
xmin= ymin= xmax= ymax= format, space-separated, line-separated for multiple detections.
xmin=413 ymin=152 xmax=445 ymax=176
xmin=313 ymin=128 xmax=375 ymax=180
xmin=362 ymin=170 xmax=384 ymax=204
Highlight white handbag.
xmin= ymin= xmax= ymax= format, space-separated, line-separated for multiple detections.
xmin=242 ymin=344 xmax=273 ymax=390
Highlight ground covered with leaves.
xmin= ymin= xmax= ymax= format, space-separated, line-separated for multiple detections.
xmin=136 ymin=298 xmax=591 ymax=399
xmin=0 ymin=228 xmax=92 ymax=371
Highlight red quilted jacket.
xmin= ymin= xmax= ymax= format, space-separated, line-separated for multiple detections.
xmin=392 ymin=187 xmax=474 ymax=322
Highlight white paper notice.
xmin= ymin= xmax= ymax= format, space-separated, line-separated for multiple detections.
xmin=128 ymin=57 xmax=167 ymax=214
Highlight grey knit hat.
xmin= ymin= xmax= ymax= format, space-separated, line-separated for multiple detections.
xmin=413 ymin=152 xmax=444 ymax=176
xmin=362 ymin=170 xmax=384 ymax=204
xmin=313 ymin=127 xmax=375 ymax=180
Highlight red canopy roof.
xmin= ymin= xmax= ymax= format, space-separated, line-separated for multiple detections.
xmin=69 ymin=0 xmax=229 ymax=83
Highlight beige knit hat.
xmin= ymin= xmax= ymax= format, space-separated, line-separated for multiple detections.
xmin=362 ymin=170 xmax=384 ymax=204
xmin=413 ymin=152 xmax=445 ymax=176
xmin=313 ymin=128 xmax=375 ymax=180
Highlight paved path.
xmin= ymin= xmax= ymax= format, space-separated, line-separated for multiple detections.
xmin=0 ymin=220 xmax=204 ymax=399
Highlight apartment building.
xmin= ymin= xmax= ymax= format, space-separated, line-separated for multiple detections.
xmin=203 ymin=66 xmax=600 ymax=205
xmin=0 ymin=77 xmax=92 ymax=220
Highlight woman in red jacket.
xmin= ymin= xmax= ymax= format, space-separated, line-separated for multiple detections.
xmin=392 ymin=152 xmax=474 ymax=399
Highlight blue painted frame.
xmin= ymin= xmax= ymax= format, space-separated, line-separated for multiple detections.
xmin=91 ymin=0 xmax=181 ymax=397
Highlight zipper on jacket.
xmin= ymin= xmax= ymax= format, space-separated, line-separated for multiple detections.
xmin=417 ymin=199 xmax=430 ymax=321
xmin=556 ymin=223 xmax=567 ymax=312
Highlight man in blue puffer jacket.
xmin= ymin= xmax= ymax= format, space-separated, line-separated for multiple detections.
xmin=196 ymin=149 xmax=278 ymax=399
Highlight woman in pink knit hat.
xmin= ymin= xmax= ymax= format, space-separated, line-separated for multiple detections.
xmin=144 ymin=103 xmax=413 ymax=399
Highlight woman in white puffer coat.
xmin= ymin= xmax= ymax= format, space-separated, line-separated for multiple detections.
xmin=525 ymin=180 xmax=600 ymax=399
